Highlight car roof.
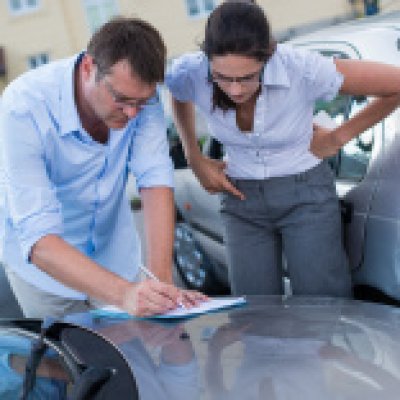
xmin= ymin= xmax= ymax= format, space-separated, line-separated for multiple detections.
xmin=290 ymin=10 xmax=400 ymax=39
xmin=288 ymin=11 xmax=400 ymax=64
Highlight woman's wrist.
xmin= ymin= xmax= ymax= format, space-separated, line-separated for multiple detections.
xmin=332 ymin=126 xmax=350 ymax=150
xmin=187 ymin=149 xmax=204 ymax=167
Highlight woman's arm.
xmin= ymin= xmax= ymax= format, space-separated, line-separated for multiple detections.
xmin=311 ymin=59 xmax=400 ymax=159
xmin=171 ymin=97 xmax=202 ymax=164
xmin=171 ymin=96 xmax=244 ymax=199
xmin=337 ymin=59 xmax=400 ymax=96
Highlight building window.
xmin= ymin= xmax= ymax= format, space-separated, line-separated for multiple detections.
xmin=28 ymin=53 xmax=49 ymax=69
xmin=185 ymin=0 xmax=216 ymax=18
xmin=8 ymin=0 xmax=40 ymax=14
xmin=83 ymin=0 xmax=118 ymax=34
xmin=364 ymin=0 xmax=379 ymax=16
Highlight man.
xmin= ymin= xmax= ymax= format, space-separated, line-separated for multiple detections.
xmin=0 ymin=17 xmax=204 ymax=319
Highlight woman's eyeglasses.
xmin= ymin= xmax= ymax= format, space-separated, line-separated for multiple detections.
xmin=209 ymin=66 xmax=264 ymax=87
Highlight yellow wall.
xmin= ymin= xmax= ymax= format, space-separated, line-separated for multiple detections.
xmin=116 ymin=0 xmax=354 ymax=57
xmin=59 ymin=0 xmax=92 ymax=52
xmin=0 ymin=0 xmax=389 ymax=93
xmin=117 ymin=0 xmax=222 ymax=57
xmin=0 ymin=0 xmax=76 ymax=90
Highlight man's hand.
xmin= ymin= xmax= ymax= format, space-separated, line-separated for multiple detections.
xmin=122 ymin=280 xmax=182 ymax=317
xmin=179 ymin=288 xmax=209 ymax=308
xmin=190 ymin=154 xmax=245 ymax=200
xmin=121 ymin=280 xmax=208 ymax=317
xmin=310 ymin=124 xmax=343 ymax=159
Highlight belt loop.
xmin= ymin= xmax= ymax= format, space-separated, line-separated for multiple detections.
xmin=295 ymin=170 xmax=308 ymax=182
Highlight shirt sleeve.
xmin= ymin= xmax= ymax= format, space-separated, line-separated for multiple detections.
xmin=299 ymin=49 xmax=344 ymax=103
xmin=0 ymin=105 xmax=63 ymax=262
xmin=165 ymin=53 xmax=204 ymax=102
xmin=157 ymin=358 xmax=200 ymax=400
xmin=128 ymin=99 xmax=174 ymax=190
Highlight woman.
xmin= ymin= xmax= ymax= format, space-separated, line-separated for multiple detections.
xmin=166 ymin=1 xmax=400 ymax=296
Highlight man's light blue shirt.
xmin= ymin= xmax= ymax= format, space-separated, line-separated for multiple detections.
xmin=166 ymin=44 xmax=344 ymax=179
xmin=0 ymin=54 xmax=173 ymax=299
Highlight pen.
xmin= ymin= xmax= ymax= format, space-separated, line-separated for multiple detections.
xmin=139 ymin=265 xmax=186 ymax=309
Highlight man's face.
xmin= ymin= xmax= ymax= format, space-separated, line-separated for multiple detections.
xmin=82 ymin=55 xmax=157 ymax=130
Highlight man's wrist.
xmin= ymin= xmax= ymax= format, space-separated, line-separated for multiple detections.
xmin=117 ymin=281 xmax=138 ymax=310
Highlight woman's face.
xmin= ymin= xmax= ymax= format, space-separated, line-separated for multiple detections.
xmin=210 ymin=54 xmax=264 ymax=105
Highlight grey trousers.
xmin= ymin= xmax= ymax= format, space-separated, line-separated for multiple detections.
xmin=221 ymin=161 xmax=352 ymax=297
xmin=3 ymin=265 xmax=99 ymax=319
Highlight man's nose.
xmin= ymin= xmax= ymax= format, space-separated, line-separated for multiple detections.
xmin=122 ymin=104 xmax=141 ymax=119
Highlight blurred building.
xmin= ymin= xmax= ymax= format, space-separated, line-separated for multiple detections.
xmin=0 ymin=0 xmax=395 ymax=92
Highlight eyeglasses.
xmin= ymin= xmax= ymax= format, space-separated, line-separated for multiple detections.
xmin=209 ymin=66 xmax=264 ymax=87
xmin=103 ymin=79 xmax=159 ymax=109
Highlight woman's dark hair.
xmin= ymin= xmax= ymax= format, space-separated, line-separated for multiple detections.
xmin=201 ymin=1 xmax=276 ymax=111
xmin=87 ymin=16 xmax=166 ymax=84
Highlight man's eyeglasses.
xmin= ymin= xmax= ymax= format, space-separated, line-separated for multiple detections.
xmin=103 ymin=79 xmax=159 ymax=109
xmin=209 ymin=66 xmax=264 ymax=87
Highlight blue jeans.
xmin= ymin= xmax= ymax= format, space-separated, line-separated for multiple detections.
xmin=220 ymin=161 xmax=352 ymax=297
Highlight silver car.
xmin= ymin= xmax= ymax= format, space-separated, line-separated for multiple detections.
xmin=173 ymin=13 xmax=400 ymax=300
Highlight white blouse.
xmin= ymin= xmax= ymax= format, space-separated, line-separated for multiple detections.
xmin=166 ymin=44 xmax=343 ymax=179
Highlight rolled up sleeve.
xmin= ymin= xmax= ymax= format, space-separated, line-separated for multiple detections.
xmin=0 ymin=107 xmax=63 ymax=262
xmin=165 ymin=53 xmax=202 ymax=102
xmin=128 ymin=101 xmax=174 ymax=190
xmin=301 ymin=49 xmax=344 ymax=103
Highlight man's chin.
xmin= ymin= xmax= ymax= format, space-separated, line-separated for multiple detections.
xmin=108 ymin=119 xmax=129 ymax=129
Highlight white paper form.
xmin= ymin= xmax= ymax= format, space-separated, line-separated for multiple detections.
xmin=91 ymin=297 xmax=246 ymax=320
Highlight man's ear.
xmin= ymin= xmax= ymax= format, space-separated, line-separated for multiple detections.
xmin=81 ymin=54 xmax=95 ymax=80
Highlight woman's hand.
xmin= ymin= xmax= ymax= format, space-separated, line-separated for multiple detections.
xmin=310 ymin=123 xmax=343 ymax=159
xmin=190 ymin=154 xmax=245 ymax=200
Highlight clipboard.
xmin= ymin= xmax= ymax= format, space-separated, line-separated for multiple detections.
xmin=91 ymin=296 xmax=247 ymax=320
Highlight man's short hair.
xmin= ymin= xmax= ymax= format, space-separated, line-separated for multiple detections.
xmin=87 ymin=16 xmax=166 ymax=84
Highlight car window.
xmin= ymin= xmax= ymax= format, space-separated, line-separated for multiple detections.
xmin=168 ymin=122 xmax=188 ymax=169
xmin=168 ymin=119 xmax=221 ymax=168
xmin=338 ymin=96 xmax=374 ymax=180
xmin=204 ymin=137 xmax=224 ymax=160
xmin=314 ymin=50 xmax=375 ymax=182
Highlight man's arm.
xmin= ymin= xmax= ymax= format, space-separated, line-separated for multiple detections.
xmin=140 ymin=186 xmax=175 ymax=283
xmin=30 ymin=235 xmax=181 ymax=316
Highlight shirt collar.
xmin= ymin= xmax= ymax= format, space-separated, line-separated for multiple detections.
xmin=262 ymin=48 xmax=290 ymax=88
xmin=59 ymin=52 xmax=85 ymax=137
